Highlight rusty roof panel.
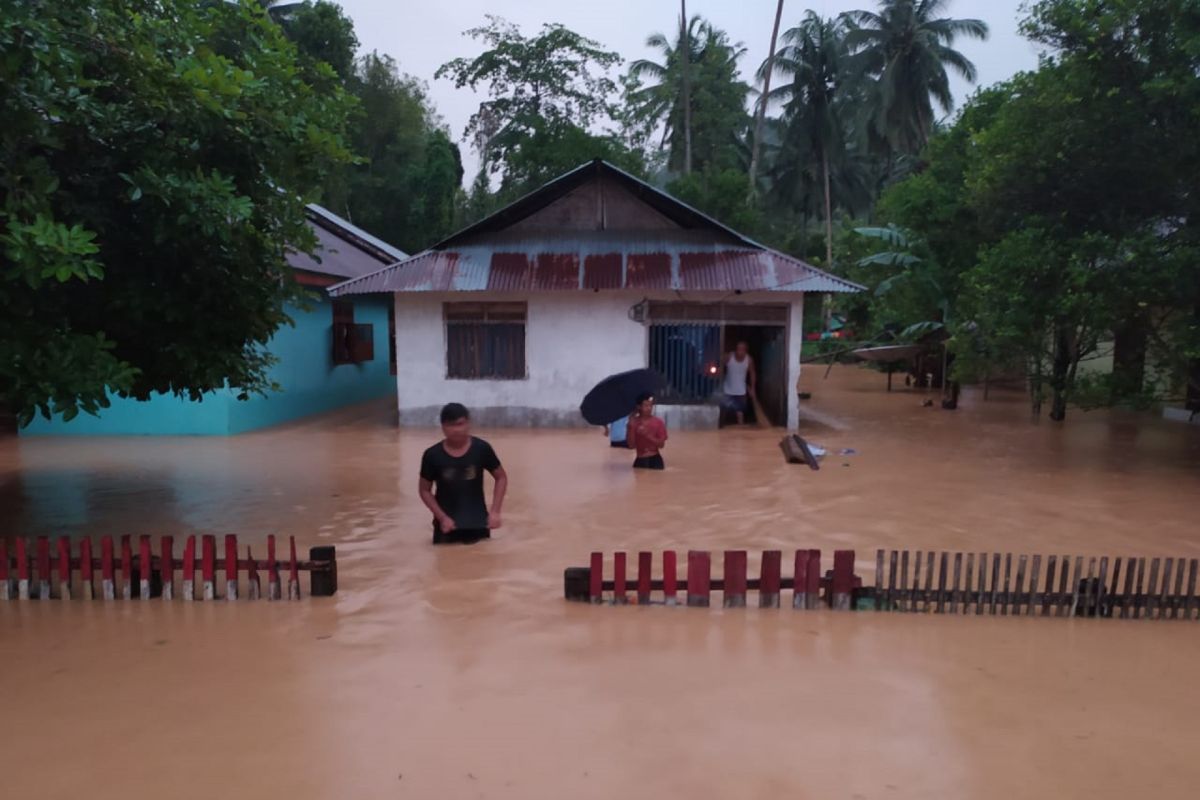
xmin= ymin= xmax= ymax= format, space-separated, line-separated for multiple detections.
xmin=582 ymin=253 xmax=623 ymax=290
xmin=487 ymin=252 xmax=532 ymax=291
xmin=626 ymin=253 xmax=672 ymax=289
xmin=532 ymin=253 xmax=580 ymax=290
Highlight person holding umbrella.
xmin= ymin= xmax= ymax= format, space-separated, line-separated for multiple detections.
xmin=628 ymin=392 xmax=668 ymax=470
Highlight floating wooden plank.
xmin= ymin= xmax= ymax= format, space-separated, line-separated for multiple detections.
xmin=120 ymin=536 xmax=133 ymax=600
xmin=612 ymin=551 xmax=627 ymax=605
xmin=724 ymin=551 xmax=748 ymax=608
xmin=100 ymin=536 xmax=114 ymax=601
xmin=950 ymin=553 xmax=962 ymax=614
xmin=589 ymin=552 xmax=603 ymax=603
xmin=1014 ymin=555 xmax=1027 ymax=616
xmin=160 ymin=536 xmax=174 ymax=601
xmin=0 ymin=538 xmax=8 ymax=601
xmin=662 ymin=550 xmax=678 ymax=606
xmin=224 ymin=535 xmax=239 ymax=601
xmin=140 ymin=535 xmax=153 ymax=600
xmin=887 ymin=550 xmax=898 ymax=612
xmin=57 ymin=537 xmax=72 ymax=600
xmin=874 ymin=550 xmax=885 ymax=612
xmin=637 ymin=551 xmax=653 ymax=605
xmin=36 ymin=536 xmax=51 ymax=600
xmin=791 ymin=434 xmax=821 ymax=471
xmin=1028 ymin=555 xmax=1041 ymax=617
xmin=182 ymin=535 xmax=196 ymax=602
xmin=201 ymin=535 xmax=216 ymax=601
xmin=831 ymin=550 xmax=854 ymax=611
xmin=936 ymin=553 xmax=948 ymax=613
xmin=760 ymin=550 xmax=781 ymax=609
xmin=686 ymin=551 xmax=711 ymax=608
xmin=266 ymin=535 xmax=281 ymax=601
xmin=287 ymin=536 xmax=300 ymax=600
xmin=246 ymin=546 xmax=261 ymax=600
xmin=1042 ymin=555 xmax=1057 ymax=617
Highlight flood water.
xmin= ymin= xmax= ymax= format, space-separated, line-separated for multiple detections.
xmin=2 ymin=367 xmax=1199 ymax=799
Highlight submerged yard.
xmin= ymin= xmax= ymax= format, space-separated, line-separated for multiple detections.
xmin=2 ymin=367 xmax=1199 ymax=798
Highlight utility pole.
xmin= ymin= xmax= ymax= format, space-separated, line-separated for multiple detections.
xmin=748 ymin=0 xmax=784 ymax=195
xmin=680 ymin=0 xmax=693 ymax=175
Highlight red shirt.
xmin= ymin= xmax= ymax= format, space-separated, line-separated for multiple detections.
xmin=630 ymin=415 xmax=667 ymax=458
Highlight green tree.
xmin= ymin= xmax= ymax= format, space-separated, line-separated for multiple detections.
xmin=0 ymin=0 xmax=354 ymax=424
xmin=436 ymin=16 xmax=621 ymax=172
xmin=269 ymin=0 xmax=358 ymax=82
xmin=627 ymin=18 xmax=750 ymax=175
xmin=844 ymin=0 xmax=988 ymax=158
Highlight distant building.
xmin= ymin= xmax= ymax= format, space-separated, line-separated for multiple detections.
xmin=22 ymin=205 xmax=403 ymax=436
xmin=329 ymin=160 xmax=862 ymax=429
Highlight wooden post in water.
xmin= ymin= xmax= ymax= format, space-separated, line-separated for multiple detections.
xmin=612 ymin=552 xmax=628 ymax=605
xmin=224 ymin=535 xmax=239 ymax=601
xmin=182 ymin=535 xmax=196 ymax=602
xmin=57 ymin=537 xmax=72 ymax=600
xmin=760 ymin=550 xmax=781 ymax=609
xmin=100 ymin=536 xmax=115 ymax=601
xmin=724 ymin=550 xmax=748 ymax=608
xmin=637 ymin=552 xmax=653 ymax=605
xmin=663 ymin=551 xmax=678 ymax=606
xmin=160 ymin=536 xmax=174 ymax=601
xmin=686 ymin=551 xmax=711 ymax=608
xmin=36 ymin=536 xmax=51 ymax=600
xmin=266 ymin=535 xmax=281 ymax=601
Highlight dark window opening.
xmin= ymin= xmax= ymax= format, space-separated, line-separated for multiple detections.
xmin=387 ymin=302 xmax=397 ymax=375
xmin=648 ymin=323 xmax=722 ymax=404
xmin=332 ymin=300 xmax=374 ymax=365
xmin=445 ymin=302 xmax=527 ymax=380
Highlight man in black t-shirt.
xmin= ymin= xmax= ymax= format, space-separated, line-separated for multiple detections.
xmin=418 ymin=403 xmax=508 ymax=545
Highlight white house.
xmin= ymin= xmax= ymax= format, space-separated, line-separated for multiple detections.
xmin=328 ymin=160 xmax=862 ymax=429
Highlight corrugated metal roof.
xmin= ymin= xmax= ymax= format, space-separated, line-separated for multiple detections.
xmin=288 ymin=204 xmax=408 ymax=280
xmin=329 ymin=236 xmax=863 ymax=295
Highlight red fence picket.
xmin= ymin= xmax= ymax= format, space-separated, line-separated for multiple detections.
xmin=759 ymin=550 xmax=781 ymax=609
xmin=80 ymin=537 xmax=94 ymax=600
xmin=182 ymin=535 xmax=196 ymax=601
xmin=686 ymin=551 xmax=711 ymax=608
xmin=723 ymin=551 xmax=747 ymax=608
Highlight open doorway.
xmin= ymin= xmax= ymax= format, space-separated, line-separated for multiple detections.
xmin=722 ymin=324 xmax=787 ymax=427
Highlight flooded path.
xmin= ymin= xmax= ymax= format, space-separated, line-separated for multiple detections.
xmin=2 ymin=368 xmax=1199 ymax=798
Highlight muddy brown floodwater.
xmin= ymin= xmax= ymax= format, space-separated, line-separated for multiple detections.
xmin=2 ymin=367 xmax=1200 ymax=799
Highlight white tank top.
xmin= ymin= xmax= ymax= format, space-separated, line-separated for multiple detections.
xmin=724 ymin=354 xmax=750 ymax=395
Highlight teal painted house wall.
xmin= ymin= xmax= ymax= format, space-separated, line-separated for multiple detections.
xmin=21 ymin=295 xmax=394 ymax=436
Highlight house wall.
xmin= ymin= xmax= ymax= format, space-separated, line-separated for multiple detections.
xmin=393 ymin=291 xmax=805 ymax=428
xmin=21 ymin=295 xmax=394 ymax=436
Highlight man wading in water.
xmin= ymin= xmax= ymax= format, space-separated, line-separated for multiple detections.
xmin=628 ymin=392 xmax=667 ymax=470
xmin=418 ymin=403 xmax=508 ymax=545
xmin=721 ymin=341 xmax=756 ymax=426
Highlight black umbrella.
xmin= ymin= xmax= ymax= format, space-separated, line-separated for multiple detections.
xmin=580 ymin=368 xmax=665 ymax=426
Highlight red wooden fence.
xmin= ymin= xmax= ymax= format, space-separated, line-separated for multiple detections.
xmin=566 ymin=549 xmax=1200 ymax=620
xmin=0 ymin=535 xmax=336 ymax=602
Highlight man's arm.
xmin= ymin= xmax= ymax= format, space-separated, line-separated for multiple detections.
xmin=418 ymin=478 xmax=455 ymax=533
xmin=488 ymin=466 xmax=508 ymax=529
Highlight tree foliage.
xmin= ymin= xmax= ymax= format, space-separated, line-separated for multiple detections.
xmin=0 ymin=0 xmax=355 ymax=424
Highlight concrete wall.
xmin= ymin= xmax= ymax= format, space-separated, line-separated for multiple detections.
xmin=21 ymin=295 xmax=395 ymax=436
xmin=393 ymin=291 xmax=804 ymax=429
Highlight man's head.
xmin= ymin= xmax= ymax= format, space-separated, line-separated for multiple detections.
xmin=440 ymin=402 xmax=471 ymax=444
xmin=635 ymin=392 xmax=655 ymax=416
xmin=735 ymin=341 xmax=749 ymax=357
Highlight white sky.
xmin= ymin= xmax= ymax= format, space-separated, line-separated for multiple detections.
xmin=334 ymin=0 xmax=1043 ymax=181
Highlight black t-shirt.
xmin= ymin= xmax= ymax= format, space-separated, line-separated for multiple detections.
xmin=419 ymin=437 xmax=501 ymax=531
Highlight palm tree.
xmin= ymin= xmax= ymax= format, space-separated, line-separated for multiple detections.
xmin=843 ymin=0 xmax=988 ymax=157
xmin=764 ymin=12 xmax=855 ymax=268
xmin=628 ymin=19 xmax=748 ymax=175
xmin=748 ymin=0 xmax=786 ymax=193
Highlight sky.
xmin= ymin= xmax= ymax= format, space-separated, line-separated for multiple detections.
xmin=333 ymin=0 xmax=1044 ymax=181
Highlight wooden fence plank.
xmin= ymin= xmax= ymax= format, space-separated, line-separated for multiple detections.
xmin=79 ymin=538 xmax=93 ymax=600
xmin=794 ymin=550 xmax=810 ymax=610
xmin=1146 ymin=558 xmax=1161 ymax=620
xmin=288 ymin=536 xmax=300 ymax=600
xmin=612 ymin=552 xmax=628 ymax=605
xmin=908 ymin=551 xmax=919 ymax=612
xmin=899 ymin=551 xmax=910 ymax=611
xmin=936 ymin=553 xmax=948 ymax=613
xmin=37 ymin=536 xmax=51 ymax=600
xmin=1014 ymin=556 xmax=1027 ymax=616
xmin=182 ymin=535 xmax=196 ymax=602
xmin=760 ymin=550 xmax=781 ymax=609
xmin=724 ymin=551 xmax=748 ymax=608
xmin=638 ymin=552 xmax=653 ymax=605
xmin=100 ymin=536 xmax=114 ymax=601
xmin=950 ymin=553 xmax=963 ymax=614
xmin=888 ymin=551 xmax=898 ymax=612
xmin=832 ymin=550 xmax=855 ymax=611
xmin=989 ymin=554 xmax=1001 ymax=615
xmin=998 ymin=553 xmax=1011 ymax=616
xmin=246 ymin=546 xmax=261 ymax=600
xmin=1068 ymin=556 xmax=1084 ymax=617
xmin=965 ymin=553 xmax=976 ymax=614
xmin=201 ymin=535 xmax=216 ymax=601
xmin=120 ymin=535 xmax=133 ymax=600
xmin=16 ymin=539 xmax=30 ymax=600
xmin=686 ymin=551 xmax=711 ymax=608
xmin=1097 ymin=557 xmax=1108 ymax=618
xmin=1042 ymin=555 xmax=1057 ymax=617
xmin=57 ymin=536 xmax=72 ymax=600
xmin=1028 ymin=556 xmax=1041 ymax=617
xmin=160 ymin=536 xmax=174 ymax=601
xmin=1158 ymin=558 xmax=1174 ymax=620
xmin=1171 ymin=558 xmax=1185 ymax=620
xmin=875 ymin=550 xmax=885 ymax=612
xmin=139 ymin=535 xmax=153 ymax=600
xmin=224 ymin=535 xmax=239 ymax=601
xmin=1186 ymin=560 xmax=1198 ymax=621
xmin=1111 ymin=557 xmax=1126 ymax=618
xmin=976 ymin=553 xmax=988 ymax=616
xmin=805 ymin=550 xmax=822 ymax=609
xmin=924 ymin=552 xmax=935 ymax=613
xmin=1083 ymin=557 xmax=1097 ymax=617
xmin=0 ymin=538 xmax=9 ymax=601
xmin=589 ymin=552 xmax=603 ymax=603
xmin=1057 ymin=555 xmax=1072 ymax=616
xmin=1133 ymin=558 xmax=1146 ymax=619
xmin=266 ymin=535 xmax=281 ymax=601
xmin=663 ymin=551 xmax=678 ymax=606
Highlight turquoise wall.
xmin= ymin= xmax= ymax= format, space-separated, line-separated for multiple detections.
xmin=21 ymin=295 xmax=395 ymax=436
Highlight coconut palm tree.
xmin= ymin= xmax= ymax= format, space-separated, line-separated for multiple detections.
xmin=748 ymin=0 xmax=786 ymax=193
xmin=843 ymin=0 xmax=988 ymax=157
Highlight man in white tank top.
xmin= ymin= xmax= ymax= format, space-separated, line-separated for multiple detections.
xmin=720 ymin=341 xmax=756 ymax=425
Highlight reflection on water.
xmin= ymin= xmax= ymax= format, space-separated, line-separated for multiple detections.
xmin=2 ymin=369 xmax=1200 ymax=799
